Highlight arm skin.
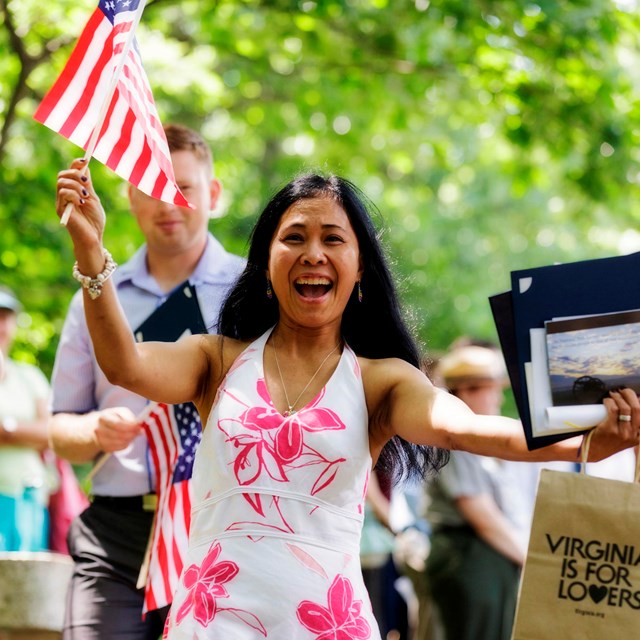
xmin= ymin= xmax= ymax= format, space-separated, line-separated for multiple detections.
xmin=456 ymin=494 xmax=526 ymax=566
xmin=76 ymin=274 xmax=213 ymax=408
xmin=0 ymin=398 xmax=50 ymax=450
xmin=55 ymin=160 xmax=220 ymax=420
xmin=363 ymin=357 xmax=639 ymax=465
xmin=49 ymin=407 xmax=140 ymax=464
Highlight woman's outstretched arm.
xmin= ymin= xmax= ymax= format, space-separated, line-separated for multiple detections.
xmin=365 ymin=357 xmax=639 ymax=463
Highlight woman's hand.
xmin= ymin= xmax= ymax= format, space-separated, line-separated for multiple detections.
xmin=588 ymin=388 xmax=639 ymax=461
xmin=56 ymin=159 xmax=106 ymax=271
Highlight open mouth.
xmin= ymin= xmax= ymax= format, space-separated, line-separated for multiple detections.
xmin=294 ymin=277 xmax=333 ymax=299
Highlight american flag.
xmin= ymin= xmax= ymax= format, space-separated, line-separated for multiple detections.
xmin=141 ymin=402 xmax=202 ymax=613
xmin=34 ymin=0 xmax=189 ymax=207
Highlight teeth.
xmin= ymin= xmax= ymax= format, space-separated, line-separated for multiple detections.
xmin=295 ymin=277 xmax=331 ymax=285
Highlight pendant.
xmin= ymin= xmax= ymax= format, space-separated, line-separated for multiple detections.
xmin=283 ymin=407 xmax=296 ymax=417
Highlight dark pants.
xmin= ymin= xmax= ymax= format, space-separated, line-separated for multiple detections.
xmin=363 ymin=555 xmax=410 ymax=639
xmin=425 ymin=527 xmax=520 ymax=640
xmin=63 ymin=500 xmax=169 ymax=640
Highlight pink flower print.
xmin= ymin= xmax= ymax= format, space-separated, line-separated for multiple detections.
xmin=297 ymin=575 xmax=372 ymax=639
xmin=175 ymin=542 xmax=267 ymax=635
xmin=175 ymin=542 xmax=238 ymax=627
xmin=219 ymin=379 xmax=346 ymax=488
xmin=230 ymin=422 xmax=289 ymax=486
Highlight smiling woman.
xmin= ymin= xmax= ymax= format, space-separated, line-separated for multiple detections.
xmin=54 ymin=168 xmax=640 ymax=639
xmin=218 ymin=174 xmax=443 ymax=482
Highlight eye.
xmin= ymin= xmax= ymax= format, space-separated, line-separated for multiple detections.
xmin=325 ymin=234 xmax=345 ymax=244
xmin=282 ymin=233 xmax=304 ymax=242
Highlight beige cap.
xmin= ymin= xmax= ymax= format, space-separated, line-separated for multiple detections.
xmin=435 ymin=345 xmax=507 ymax=388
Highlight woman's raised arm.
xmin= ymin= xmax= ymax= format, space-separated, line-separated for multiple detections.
xmin=55 ymin=159 xmax=213 ymax=406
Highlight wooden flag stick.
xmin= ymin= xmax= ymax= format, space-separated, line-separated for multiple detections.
xmin=137 ymin=511 xmax=156 ymax=589
xmin=84 ymin=449 xmax=111 ymax=483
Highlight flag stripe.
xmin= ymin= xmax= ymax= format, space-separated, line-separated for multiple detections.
xmin=120 ymin=68 xmax=162 ymax=141
xmin=92 ymin=88 xmax=128 ymax=159
xmin=154 ymin=519 xmax=173 ymax=602
xmin=106 ymin=101 xmax=136 ymax=169
xmin=48 ymin=27 xmax=113 ymax=140
xmin=152 ymin=171 xmax=169 ymax=201
xmin=85 ymin=79 xmax=118 ymax=151
xmin=58 ymin=31 xmax=114 ymax=138
xmin=129 ymin=134 xmax=153 ymax=186
xmin=33 ymin=8 xmax=106 ymax=123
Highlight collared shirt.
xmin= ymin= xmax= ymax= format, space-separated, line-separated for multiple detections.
xmin=426 ymin=451 xmax=523 ymax=532
xmin=0 ymin=359 xmax=50 ymax=501
xmin=51 ymin=234 xmax=245 ymax=496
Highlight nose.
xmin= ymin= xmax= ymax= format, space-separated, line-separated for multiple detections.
xmin=157 ymin=199 xmax=178 ymax=214
xmin=301 ymin=240 xmax=327 ymax=265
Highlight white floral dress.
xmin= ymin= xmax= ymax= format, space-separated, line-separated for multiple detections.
xmin=164 ymin=328 xmax=379 ymax=639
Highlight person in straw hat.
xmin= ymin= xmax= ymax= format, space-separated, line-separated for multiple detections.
xmin=422 ymin=343 xmax=527 ymax=640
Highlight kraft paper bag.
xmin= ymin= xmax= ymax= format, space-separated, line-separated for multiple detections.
xmin=512 ymin=446 xmax=640 ymax=639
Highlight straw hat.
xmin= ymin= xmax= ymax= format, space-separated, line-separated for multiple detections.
xmin=435 ymin=345 xmax=507 ymax=388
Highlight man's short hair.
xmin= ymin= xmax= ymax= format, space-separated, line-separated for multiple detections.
xmin=164 ymin=124 xmax=214 ymax=177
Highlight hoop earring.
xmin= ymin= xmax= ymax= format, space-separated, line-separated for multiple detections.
xmin=357 ymin=280 xmax=363 ymax=303
xmin=266 ymin=278 xmax=273 ymax=299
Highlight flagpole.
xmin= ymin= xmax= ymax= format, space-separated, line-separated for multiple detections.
xmin=61 ymin=0 xmax=148 ymax=226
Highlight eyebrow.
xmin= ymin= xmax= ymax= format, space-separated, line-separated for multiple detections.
xmin=282 ymin=222 xmax=348 ymax=232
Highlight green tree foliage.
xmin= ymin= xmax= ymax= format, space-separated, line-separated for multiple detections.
xmin=1 ymin=0 xmax=639 ymax=378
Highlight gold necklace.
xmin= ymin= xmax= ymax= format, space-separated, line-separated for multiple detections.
xmin=272 ymin=337 xmax=341 ymax=417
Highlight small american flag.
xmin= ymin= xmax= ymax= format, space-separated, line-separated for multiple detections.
xmin=34 ymin=0 xmax=189 ymax=207
xmin=141 ymin=402 xmax=202 ymax=613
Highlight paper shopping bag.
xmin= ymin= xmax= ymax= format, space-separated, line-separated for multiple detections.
xmin=511 ymin=464 xmax=640 ymax=639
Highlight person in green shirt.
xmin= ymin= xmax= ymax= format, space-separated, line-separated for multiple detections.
xmin=0 ymin=287 xmax=52 ymax=551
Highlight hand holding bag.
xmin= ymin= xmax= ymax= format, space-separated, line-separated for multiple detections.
xmin=512 ymin=433 xmax=640 ymax=639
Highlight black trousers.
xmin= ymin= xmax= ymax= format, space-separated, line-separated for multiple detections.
xmin=63 ymin=500 xmax=169 ymax=640
xmin=425 ymin=527 xmax=520 ymax=640
xmin=362 ymin=555 xmax=410 ymax=639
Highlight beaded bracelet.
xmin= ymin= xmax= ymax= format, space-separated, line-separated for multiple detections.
xmin=72 ymin=248 xmax=118 ymax=300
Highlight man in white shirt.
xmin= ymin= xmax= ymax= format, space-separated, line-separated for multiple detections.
xmin=50 ymin=124 xmax=245 ymax=640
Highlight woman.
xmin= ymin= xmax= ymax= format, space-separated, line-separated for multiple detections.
xmin=55 ymin=163 xmax=639 ymax=639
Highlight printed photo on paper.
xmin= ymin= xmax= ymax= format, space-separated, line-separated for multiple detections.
xmin=545 ymin=309 xmax=640 ymax=406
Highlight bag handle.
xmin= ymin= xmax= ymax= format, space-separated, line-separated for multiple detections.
xmin=580 ymin=428 xmax=640 ymax=483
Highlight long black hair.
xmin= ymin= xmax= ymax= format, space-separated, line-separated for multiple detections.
xmin=218 ymin=173 xmax=448 ymax=482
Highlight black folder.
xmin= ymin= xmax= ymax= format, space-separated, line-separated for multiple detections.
xmin=490 ymin=252 xmax=640 ymax=449
xmin=133 ymin=281 xmax=207 ymax=343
